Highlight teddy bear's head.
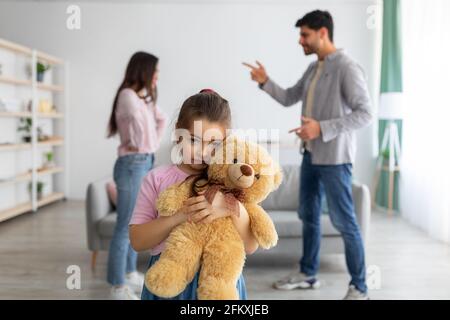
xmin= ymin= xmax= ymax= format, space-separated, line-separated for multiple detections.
xmin=207 ymin=136 xmax=282 ymax=203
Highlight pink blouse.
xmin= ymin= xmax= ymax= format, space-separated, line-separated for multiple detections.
xmin=115 ymin=88 xmax=167 ymax=157
xmin=129 ymin=165 xmax=190 ymax=256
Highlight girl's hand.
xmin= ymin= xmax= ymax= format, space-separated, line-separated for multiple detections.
xmin=183 ymin=194 xmax=230 ymax=224
xmin=173 ymin=206 xmax=190 ymax=224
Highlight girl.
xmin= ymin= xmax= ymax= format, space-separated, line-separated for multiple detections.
xmin=129 ymin=90 xmax=259 ymax=300
xmin=106 ymin=52 xmax=167 ymax=300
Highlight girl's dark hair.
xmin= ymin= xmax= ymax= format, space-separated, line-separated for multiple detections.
xmin=176 ymin=89 xmax=231 ymax=130
xmin=107 ymin=51 xmax=159 ymax=137
xmin=177 ymin=90 xmax=232 ymax=195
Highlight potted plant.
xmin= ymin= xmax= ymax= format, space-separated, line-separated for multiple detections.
xmin=36 ymin=62 xmax=50 ymax=82
xmin=18 ymin=118 xmax=32 ymax=143
xmin=43 ymin=151 xmax=55 ymax=168
xmin=28 ymin=181 xmax=45 ymax=200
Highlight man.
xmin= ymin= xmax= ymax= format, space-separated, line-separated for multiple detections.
xmin=244 ymin=10 xmax=372 ymax=300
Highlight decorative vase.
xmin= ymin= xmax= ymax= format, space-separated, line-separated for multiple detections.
xmin=37 ymin=72 xmax=44 ymax=82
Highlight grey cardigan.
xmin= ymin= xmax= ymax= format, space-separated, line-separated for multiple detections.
xmin=260 ymin=49 xmax=373 ymax=165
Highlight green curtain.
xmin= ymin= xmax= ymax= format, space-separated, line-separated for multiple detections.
xmin=376 ymin=0 xmax=403 ymax=212
xmin=380 ymin=0 xmax=403 ymax=93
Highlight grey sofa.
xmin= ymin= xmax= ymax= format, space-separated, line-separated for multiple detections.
xmin=86 ymin=165 xmax=370 ymax=269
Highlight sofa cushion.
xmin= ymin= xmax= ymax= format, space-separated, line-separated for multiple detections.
xmin=97 ymin=212 xmax=117 ymax=237
xmin=106 ymin=181 xmax=118 ymax=208
xmin=262 ymin=165 xmax=299 ymax=211
xmin=268 ymin=210 xmax=340 ymax=237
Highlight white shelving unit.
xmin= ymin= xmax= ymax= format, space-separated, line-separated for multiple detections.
xmin=0 ymin=38 xmax=67 ymax=222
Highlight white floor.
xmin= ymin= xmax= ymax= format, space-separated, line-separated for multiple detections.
xmin=0 ymin=200 xmax=449 ymax=300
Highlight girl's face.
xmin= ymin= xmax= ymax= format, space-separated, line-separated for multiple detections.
xmin=179 ymin=119 xmax=227 ymax=172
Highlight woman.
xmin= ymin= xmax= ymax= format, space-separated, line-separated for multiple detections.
xmin=106 ymin=52 xmax=167 ymax=300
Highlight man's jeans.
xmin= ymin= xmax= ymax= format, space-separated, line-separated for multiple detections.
xmin=299 ymin=151 xmax=367 ymax=293
xmin=107 ymin=153 xmax=154 ymax=286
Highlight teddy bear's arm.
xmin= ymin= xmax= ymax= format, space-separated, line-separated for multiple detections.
xmin=243 ymin=203 xmax=278 ymax=249
xmin=156 ymin=180 xmax=193 ymax=217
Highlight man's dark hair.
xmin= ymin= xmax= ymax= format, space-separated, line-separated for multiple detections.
xmin=296 ymin=10 xmax=334 ymax=43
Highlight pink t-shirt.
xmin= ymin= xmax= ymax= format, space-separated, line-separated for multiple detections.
xmin=130 ymin=164 xmax=190 ymax=255
xmin=115 ymin=88 xmax=167 ymax=157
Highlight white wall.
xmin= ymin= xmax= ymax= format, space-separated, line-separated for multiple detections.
xmin=0 ymin=0 xmax=381 ymax=199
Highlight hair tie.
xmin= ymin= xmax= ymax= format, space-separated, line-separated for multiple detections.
xmin=199 ymin=88 xmax=216 ymax=94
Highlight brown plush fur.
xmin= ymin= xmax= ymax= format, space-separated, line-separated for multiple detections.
xmin=145 ymin=136 xmax=282 ymax=299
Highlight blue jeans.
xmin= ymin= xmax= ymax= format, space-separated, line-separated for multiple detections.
xmin=107 ymin=153 xmax=154 ymax=286
xmin=299 ymin=151 xmax=367 ymax=293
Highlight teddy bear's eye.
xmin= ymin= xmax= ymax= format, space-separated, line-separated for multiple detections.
xmin=255 ymin=174 xmax=260 ymax=180
xmin=233 ymin=158 xmax=238 ymax=164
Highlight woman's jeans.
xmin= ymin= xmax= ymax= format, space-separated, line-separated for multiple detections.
xmin=299 ymin=151 xmax=367 ymax=293
xmin=107 ymin=153 xmax=154 ymax=286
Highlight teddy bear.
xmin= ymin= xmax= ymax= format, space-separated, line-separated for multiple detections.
xmin=145 ymin=136 xmax=282 ymax=300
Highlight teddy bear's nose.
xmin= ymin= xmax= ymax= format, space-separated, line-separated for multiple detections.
xmin=240 ymin=165 xmax=253 ymax=176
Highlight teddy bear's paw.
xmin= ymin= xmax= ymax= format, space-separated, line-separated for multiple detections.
xmin=253 ymin=227 xmax=278 ymax=250
xmin=197 ymin=277 xmax=239 ymax=300
xmin=145 ymin=260 xmax=189 ymax=298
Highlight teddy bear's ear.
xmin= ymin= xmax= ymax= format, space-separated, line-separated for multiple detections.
xmin=273 ymin=164 xmax=283 ymax=191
